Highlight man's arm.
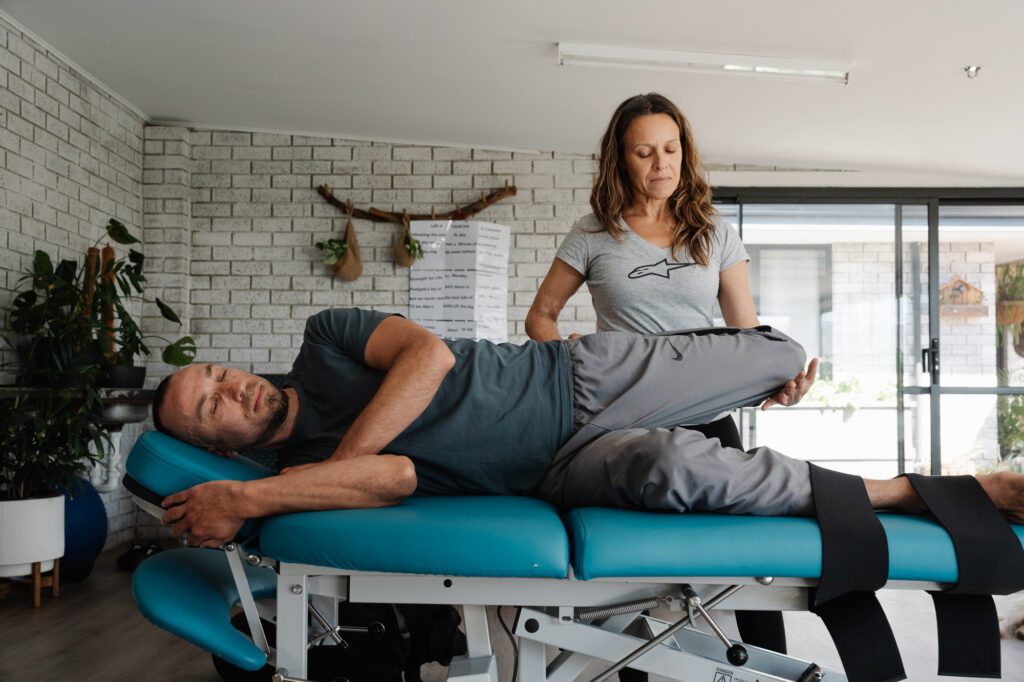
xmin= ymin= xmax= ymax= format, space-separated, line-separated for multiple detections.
xmin=330 ymin=315 xmax=455 ymax=461
xmin=161 ymin=454 xmax=417 ymax=548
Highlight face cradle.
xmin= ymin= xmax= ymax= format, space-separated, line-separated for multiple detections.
xmin=622 ymin=113 xmax=683 ymax=203
xmin=161 ymin=363 xmax=288 ymax=451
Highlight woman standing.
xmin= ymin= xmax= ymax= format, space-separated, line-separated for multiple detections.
xmin=527 ymin=93 xmax=816 ymax=662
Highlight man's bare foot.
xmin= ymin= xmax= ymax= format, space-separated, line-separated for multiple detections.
xmin=865 ymin=473 xmax=1024 ymax=525
xmin=976 ymin=472 xmax=1024 ymax=525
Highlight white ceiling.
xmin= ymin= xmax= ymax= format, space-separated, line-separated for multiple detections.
xmin=3 ymin=0 xmax=1024 ymax=186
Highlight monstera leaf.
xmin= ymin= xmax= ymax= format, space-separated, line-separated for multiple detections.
xmin=162 ymin=336 xmax=197 ymax=367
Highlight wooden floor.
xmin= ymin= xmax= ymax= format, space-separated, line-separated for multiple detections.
xmin=1 ymin=545 xmax=1022 ymax=681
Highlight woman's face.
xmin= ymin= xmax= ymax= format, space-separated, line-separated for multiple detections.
xmin=622 ymin=113 xmax=682 ymax=203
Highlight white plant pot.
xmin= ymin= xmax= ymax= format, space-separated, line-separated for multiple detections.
xmin=0 ymin=495 xmax=65 ymax=578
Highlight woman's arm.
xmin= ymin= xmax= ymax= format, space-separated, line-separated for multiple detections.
xmin=718 ymin=261 xmax=760 ymax=327
xmin=526 ymin=259 xmax=586 ymax=341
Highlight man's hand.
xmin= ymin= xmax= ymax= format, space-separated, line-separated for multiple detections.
xmin=761 ymin=357 xmax=819 ymax=410
xmin=161 ymin=480 xmax=247 ymax=548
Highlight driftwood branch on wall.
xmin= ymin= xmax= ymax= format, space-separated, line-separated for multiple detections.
xmin=316 ymin=182 xmax=517 ymax=223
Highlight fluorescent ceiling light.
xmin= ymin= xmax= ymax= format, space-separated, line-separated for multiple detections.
xmin=557 ymin=43 xmax=850 ymax=85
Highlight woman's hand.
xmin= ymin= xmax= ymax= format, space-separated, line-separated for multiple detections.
xmin=761 ymin=357 xmax=818 ymax=410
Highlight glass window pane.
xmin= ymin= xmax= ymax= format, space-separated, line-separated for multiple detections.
xmin=738 ymin=392 xmax=930 ymax=478
xmin=938 ymin=205 xmax=1024 ymax=387
xmin=740 ymin=204 xmax=901 ymax=475
xmin=939 ymin=395 xmax=1005 ymax=474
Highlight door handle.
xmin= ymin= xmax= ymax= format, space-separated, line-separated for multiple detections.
xmin=922 ymin=338 xmax=940 ymax=384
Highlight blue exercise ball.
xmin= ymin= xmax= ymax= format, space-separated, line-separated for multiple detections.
xmin=61 ymin=477 xmax=108 ymax=581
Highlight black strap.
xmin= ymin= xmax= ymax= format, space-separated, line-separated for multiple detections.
xmin=901 ymin=474 xmax=1024 ymax=678
xmin=811 ymin=593 xmax=906 ymax=682
xmin=931 ymin=593 xmax=1001 ymax=678
xmin=810 ymin=464 xmax=889 ymax=604
xmin=809 ymin=464 xmax=905 ymax=682
xmin=902 ymin=474 xmax=1024 ymax=595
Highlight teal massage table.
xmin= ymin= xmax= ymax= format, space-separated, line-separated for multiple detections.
xmin=124 ymin=431 xmax=1024 ymax=682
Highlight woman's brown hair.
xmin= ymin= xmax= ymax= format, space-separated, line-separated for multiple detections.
xmin=590 ymin=93 xmax=717 ymax=265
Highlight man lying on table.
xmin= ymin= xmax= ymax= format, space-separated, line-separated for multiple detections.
xmin=151 ymin=308 xmax=1024 ymax=547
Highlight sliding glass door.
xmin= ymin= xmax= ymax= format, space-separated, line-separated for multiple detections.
xmin=933 ymin=206 xmax=1024 ymax=474
xmin=717 ymin=192 xmax=1024 ymax=478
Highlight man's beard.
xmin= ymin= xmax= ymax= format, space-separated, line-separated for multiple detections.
xmin=249 ymin=384 xmax=289 ymax=449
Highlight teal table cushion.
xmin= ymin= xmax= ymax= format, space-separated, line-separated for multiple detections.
xmin=126 ymin=431 xmax=273 ymax=540
xmin=259 ymin=496 xmax=570 ymax=578
xmin=126 ymin=431 xmax=273 ymax=496
xmin=132 ymin=548 xmax=277 ymax=671
xmin=567 ymin=508 xmax=1024 ymax=582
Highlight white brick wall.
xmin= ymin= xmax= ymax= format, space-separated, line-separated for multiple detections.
xmin=173 ymin=132 xmax=598 ymax=377
xmin=0 ymin=14 xmax=144 ymax=549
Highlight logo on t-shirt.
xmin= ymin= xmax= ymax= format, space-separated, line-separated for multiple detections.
xmin=627 ymin=258 xmax=696 ymax=279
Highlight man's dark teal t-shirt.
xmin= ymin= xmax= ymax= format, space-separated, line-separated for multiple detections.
xmin=279 ymin=308 xmax=574 ymax=495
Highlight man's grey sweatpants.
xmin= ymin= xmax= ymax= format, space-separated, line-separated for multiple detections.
xmin=537 ymin=326 xmax=814 ymax=516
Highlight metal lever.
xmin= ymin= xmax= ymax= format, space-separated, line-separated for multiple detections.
xmin=308 ymin=601 xmax=348 ymax=649
xmin=592 ymin=584 xmax=745 ymax=681
xmin=681 ymin=587 xmax=748 ymax=667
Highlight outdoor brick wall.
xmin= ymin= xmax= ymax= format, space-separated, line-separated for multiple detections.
xmin=0 ymin=14 xmax=145 ymax=549
xmin=831 ymin=240 xmax=998 ymax=470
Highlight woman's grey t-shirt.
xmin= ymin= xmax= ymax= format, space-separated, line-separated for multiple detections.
xmin=556 ymin=213 xmax=749 ymax=334
xmin=278 ymin=308 xmax=573 ymax=496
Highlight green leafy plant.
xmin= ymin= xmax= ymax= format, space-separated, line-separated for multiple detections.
xmin=0 ymin=388 xmax=109 ymax=500
xmin=315 ymin=239 xmax=348 ymax=265
xmin=995 ymin=369 xmax=1024 ymax=461
xmin=3 ymin=251 xmax=109 ymax=499
xmin=996 ymin=261 xmax=1024 ymax=346
xmin=9 ymin=252 xmax=99 ymax=387
xmin=997 ymin=393 xmax=1024 ymax=460
xmin=92 ymin=220 xmax=195 ymax=367
xmin=405 ymin=234 xmax=424 ymax=260
xmin=998 ymin=262 xmax=1024 ymax=301
xmin=9 ymin=220 xmax=195 ymax=372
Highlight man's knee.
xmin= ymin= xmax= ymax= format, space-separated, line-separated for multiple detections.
xmin=758 ymin=327 xmax=807 ymax=378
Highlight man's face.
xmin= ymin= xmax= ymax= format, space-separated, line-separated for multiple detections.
xmin=160 ymin=364 xmax=289 ymax=451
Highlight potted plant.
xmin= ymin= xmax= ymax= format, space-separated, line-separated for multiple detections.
xmin=87 ymin=219 xmax=195 ymax=387
xmin=997 ymin=261 xmax=1024 ymax=327
xmin=393 ymin=211 xmax=424 ymax=268
xmin=2 ymin=242 xmax=108 ymax=587
xmin=9 ymin=220 xmax=196 ymax=389
xmin=0 ymin=268 xmax=110 ymax=585
xmin=0 ymin=387 xmax=108 ymax=579
xmin=0 ymin=218 xmax=193 ymax=589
